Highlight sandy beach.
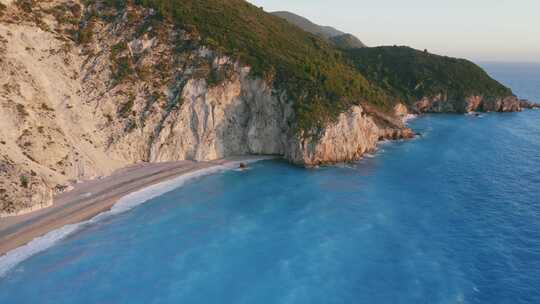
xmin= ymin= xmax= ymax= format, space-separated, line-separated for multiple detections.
xmin=0 ymin=157 xmax=263 ymax=257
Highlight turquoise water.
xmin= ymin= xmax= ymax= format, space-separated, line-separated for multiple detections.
xmin=0 ymin=64 xmax=539 ymax=303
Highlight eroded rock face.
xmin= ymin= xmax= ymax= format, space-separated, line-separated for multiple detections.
xmin=287 ymin=106 xmax=379 ymax=166
xmin=0 ymin=3 xmax=129 ymax=216
xmin=149 ymin=72 xmax=292 ymax=162
xmin=414 ymin=94 xmax=522 ymax=113
xmin=0 ymin=156 xmax=53 ymax=217
xmin=286 ymin=106 xmax=413 ymax=167
xmin=481 ymin=96 xmax=522 ymax=112
xmin=393 ymin=103 xmax=409 ymax=118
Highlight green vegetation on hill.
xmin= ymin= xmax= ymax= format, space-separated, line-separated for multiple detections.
xmin=118 ymin=0 xmax=394 ymax=133
xmin=345 ymin=46 xmax=512 ymax=105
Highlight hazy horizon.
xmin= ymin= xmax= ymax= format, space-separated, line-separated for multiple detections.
xmin=248 ymin=0 xmax=540 ymax=63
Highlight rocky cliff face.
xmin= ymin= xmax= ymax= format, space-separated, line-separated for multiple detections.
xmin=0 ymin=0 xmax=409 ymax=216
xmin=414 ymin=94 xmax=523 ymax=113
xmin=519 ymin=99 xmax=540 ymax=109
xmin=286 ymin=105 xmax=413 ymax=166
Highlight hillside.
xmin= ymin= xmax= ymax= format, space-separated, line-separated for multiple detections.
xmin=272 ymin=11 xmax=366 ymax=48
xmin=345 ymin=46 xmax=516 ymax=112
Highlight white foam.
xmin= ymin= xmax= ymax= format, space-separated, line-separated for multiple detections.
xmin=0 ymin=224 xmax=80 ymax=278
xmin=403 ymin=114 xmax=418 ymax=124
xmin=335 ymin=163 xmax=356 ymax=170
xmin=0 ymin=157 xmax=273 ymax=277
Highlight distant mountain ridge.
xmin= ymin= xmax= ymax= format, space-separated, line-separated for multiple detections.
xmin=329 ymin=33 xmax=366 ymax=49
xmin=272 ymin=11 xmax=366 ymax=48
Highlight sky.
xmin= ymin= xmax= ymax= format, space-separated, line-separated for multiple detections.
xmin=248 ymin=0 xmax=540 ymax=63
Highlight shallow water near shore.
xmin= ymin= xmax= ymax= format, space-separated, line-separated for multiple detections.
xmin=0 ymin=65 xmax=539 ymax=303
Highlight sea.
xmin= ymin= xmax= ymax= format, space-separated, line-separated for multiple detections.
xmin=0 ymin=62 xmax=539 ymax=304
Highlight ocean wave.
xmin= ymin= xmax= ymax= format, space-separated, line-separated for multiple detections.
xmin=465 ymin=112 xmax=484 ymax=118
xmin=0 ymin=157 xmax=273 ymax=278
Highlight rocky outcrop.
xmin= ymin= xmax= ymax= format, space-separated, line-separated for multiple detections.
xmin=481 ymin=96 xmax=522 ymax=112
xmin=414 ymin=94 xmax=522 ymax=113
xmin=287 ymin=106 xmax=379 ymax=166
xmin=519 ymin=99 xmax=540 ymax=109
xmin=287 ymin=104 xmax=413 ymax=167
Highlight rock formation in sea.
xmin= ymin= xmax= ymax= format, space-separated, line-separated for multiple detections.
xmin=413 ymin=94 xmax=523 ymax=113
xmin=519 ymin=99 xmax=540 ymax=109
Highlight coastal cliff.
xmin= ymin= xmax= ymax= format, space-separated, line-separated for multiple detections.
xmin=0 ymin=0 xmax=531 ymax=216
xmin=414 ymin=95 xmax=523 ymax=113
xmin=0 ymin=0 xmax=409 ymax=216
xmin=287 ymin=105 xmax=413 ymax=166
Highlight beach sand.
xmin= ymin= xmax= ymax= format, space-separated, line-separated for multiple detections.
xmin=0 ymin=157 xmax=263 ymax=257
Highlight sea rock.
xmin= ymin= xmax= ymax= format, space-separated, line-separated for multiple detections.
xmin=414 ymin=94 xmax=522 ymax=113
xmin=519 ymin=99 xmax=540 ymax=109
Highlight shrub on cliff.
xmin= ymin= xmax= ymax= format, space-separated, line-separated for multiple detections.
xmin=20 ymin=175 xmax=29 ymax=188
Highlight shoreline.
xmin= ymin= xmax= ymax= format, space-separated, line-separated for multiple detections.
xmin=0 ymin=156 xmax=269 ymax=260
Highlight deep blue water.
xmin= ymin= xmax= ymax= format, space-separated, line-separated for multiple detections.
xmin=479 ymin=62 xmax=540 ymax=102
xmin=0 ymin=63 xmax=539 ymax=303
